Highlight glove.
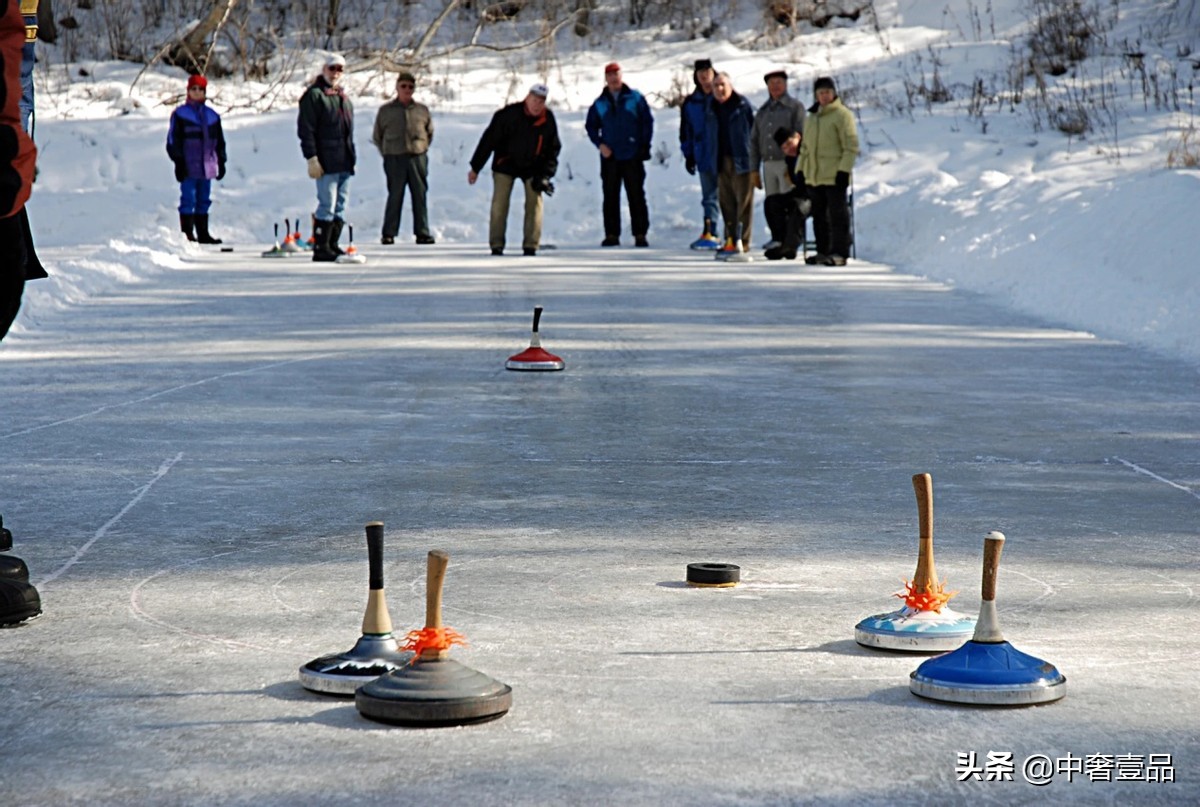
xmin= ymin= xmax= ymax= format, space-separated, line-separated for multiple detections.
xmin=307 ymin=156 xmax=324 ymax=179
xmin=174 ymin=160 xmax=186 ymax=182
xmin=836 ymin=171 xmax=850 ymax=192
xmin=217 ymin=163 xmax=226 ymax=181
xmin=684 ymin=155 xmax=696 ymax=175
xmin=750 ymin=170 xmax=762 ymax=190
xmin=531 ymin=176 xmax=555 ymax=197
xmin=639 ymin=145 xmax=651 ymax=162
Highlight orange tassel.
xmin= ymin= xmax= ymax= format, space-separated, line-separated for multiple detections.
xmin=400 ymin=626 xmax=468 ymax=656
xmin=893 ymin=578 xmax=958 ymax=613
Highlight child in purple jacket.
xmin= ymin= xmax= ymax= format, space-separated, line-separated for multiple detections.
xmin=167 ymin=75 xmax=227 ymax=243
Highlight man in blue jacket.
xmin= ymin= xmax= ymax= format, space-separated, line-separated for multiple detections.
xmin=705 ymin=72 xmax=756 ymax=255
xmin=679 ymin=58 xmax=719 ymax=250
xmin=585 ymin=63 xmax=653 ymax=247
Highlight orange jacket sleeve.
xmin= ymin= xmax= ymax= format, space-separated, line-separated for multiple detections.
xmin=0 ymin=0 xmax=36 ymax=220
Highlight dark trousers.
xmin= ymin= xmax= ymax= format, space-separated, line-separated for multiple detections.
xmin=716 ymin=156 xmax=753 ymax=243
xmin=600 ymin=157 xmax=649 ymax=238
xmin=382 ymin=153 xmax=430 ymax=238
xmin=809 ymin=184 xmax=851 ymax=258
xmin=764 ymin=194 xmax=807 ymax=251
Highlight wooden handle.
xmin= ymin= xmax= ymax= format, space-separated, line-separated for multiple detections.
xmin=531 ymin=306 xmax=543 ymax=333
xmin=361 ymin=522 xmax=392 ymax=635
xmin=981 ymin=531 xmax=1005 ymax=602
xmin=425 ymin=550 xmax=449 ymax=629
xmin=910 ymin=473 xmax=938 ymax=592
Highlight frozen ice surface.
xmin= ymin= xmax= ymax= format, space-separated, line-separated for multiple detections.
xmin=2 ymin=248 xmax=1196 ymax=804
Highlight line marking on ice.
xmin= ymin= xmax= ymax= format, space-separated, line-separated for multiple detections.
xmin=35 ymin=452 xmax=183 ymax=589
xmin=1112 ymin=456 xmax=1200 ymax=502
xmin=1 ymin=353 xmax=344 ymax=440
xmin=130 ymin=567 xmax=283 ymax=654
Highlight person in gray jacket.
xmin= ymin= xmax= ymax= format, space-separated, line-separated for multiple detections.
xmin=749 ymin=69 xmax=806 ymax=250
xmin=372 ymin=71 xmax=434 ymax=245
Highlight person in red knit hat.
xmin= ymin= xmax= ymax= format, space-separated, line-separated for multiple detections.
xmin=166 ymin=74 xmax=228 ymax=244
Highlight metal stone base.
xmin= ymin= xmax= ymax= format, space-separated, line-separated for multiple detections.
xmin=506 ymin=347 xmax=564 ymax=372
xmin=854 ymin=605 xmax=976 ymax=653
xmin=299 ymin=634 xmax=413 ymax=696
xmin=356 ymin=657 xmax=512 ymax=727
xmin=908 ymin=640 xmax=1067 ymax=705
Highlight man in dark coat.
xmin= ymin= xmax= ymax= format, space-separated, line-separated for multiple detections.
xmin=298 ymin=53 xmax=356 ymax=261
xmin=468 ymin=83 xmax=561 ymax=256
xmin=585 ymin=63 xmax=654 ymax=247
xmin=706 ymin=72 xmax=756 ymax=254
xmin=167 ymin=74 xmax=227 ymax=244
xmin=679 ymin=58 xmax=719 ymax=249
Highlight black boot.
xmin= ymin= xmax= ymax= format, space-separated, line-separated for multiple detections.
xmin=194 ymin=214 xmax=222 ymax=244
xmin=329 ymin=218 xmax=346 ymax=256
xmin=312 ymin=219 xmax=337 ymax=262
xmin=180 ymin=213 xmax=197 ymax=242
xmin=763 ymin=195 xmax=788 ymax=248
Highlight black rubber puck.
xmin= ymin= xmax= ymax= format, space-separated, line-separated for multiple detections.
xmin=686 ymin=562 xmax=740 ymax=587
xmin=220 ymin=247 xmax=234 ymax=252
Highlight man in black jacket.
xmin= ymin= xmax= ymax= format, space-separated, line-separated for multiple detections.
xmin=298 ymin=53 xmax=355 ymax=261
xmin=468 ymin=84 xmax=561 ymax=256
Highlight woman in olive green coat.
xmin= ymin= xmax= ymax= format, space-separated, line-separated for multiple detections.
xmin=798 ymin=76 xmax=858 ymax=265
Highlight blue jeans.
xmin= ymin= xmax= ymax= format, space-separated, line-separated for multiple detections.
xmin=20 ymin=42 xmax=34 ymax=133
xmin=699 ymin=170 xmax=719 ymax=226
xmin=315 ymin=172 xmax=352 ymax=221
xmin=178 ymin=178 xmax=213 ymax=215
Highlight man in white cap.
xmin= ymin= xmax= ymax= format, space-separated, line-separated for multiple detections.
xmin=468 ymin=83 xmax=561 ymax=256
xmin=298 ymin=53 xmax=356 ymax=261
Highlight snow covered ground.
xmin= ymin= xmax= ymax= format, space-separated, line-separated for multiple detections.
xmin=11 ymin=0 xmax=1200 ymax=368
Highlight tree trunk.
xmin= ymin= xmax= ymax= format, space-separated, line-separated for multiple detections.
xmin=409 ymin=0 xmax=461 ymax=63
xmin=165 ymin=0 xmax=239 ymax=74
xmin=326 ymin=0 xmax=342 ymax=48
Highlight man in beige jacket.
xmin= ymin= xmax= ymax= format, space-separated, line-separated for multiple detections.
xmin=372 ymin=71 xmax=434 ymax=245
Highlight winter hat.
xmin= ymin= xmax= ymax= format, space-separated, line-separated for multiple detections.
xmin=325 ymin=53 xmax=346 ymax=68
xmin=604 ymin=62 xmax=621 ymax=74
xmin=773 ymin=126 xmax=796 ymax=147
xmin=813 ymin=75 xmax=837 ymax=93
xmin=764 ymin=69 xmax=788 ymax=83
xmin=187 ymin=74 xmax=207 ymax=91
xmin=693 ymin=58 xmax=714 ymax=73
xmin=529 ymin=83 xmax=549 ymax=98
